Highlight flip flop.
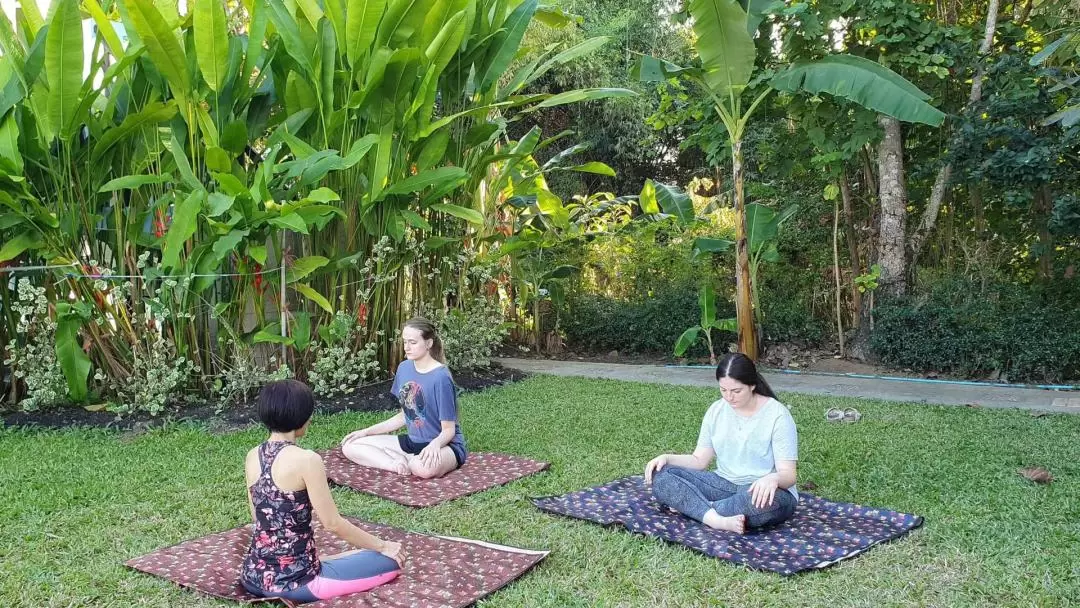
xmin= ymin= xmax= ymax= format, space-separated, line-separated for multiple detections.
xmin=825 ymin=407 xmax=844 ymax=422
xmin=842 ymin=408 xmax=862 ymax=423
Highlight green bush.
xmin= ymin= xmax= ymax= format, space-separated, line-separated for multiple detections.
xmin=561 ymin=290 xmax=736 ymax=356
xmin=759 ymin=265 xmax=830 ymax=344
xmin=433 ymin=300 xmax=510 ymax=370
xmin=871 ymin=279 xmax=1080 ymax=383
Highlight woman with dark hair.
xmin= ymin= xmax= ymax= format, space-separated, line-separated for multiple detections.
xmin=645 ymin=353 xmax=798 ymax=534
xmin=241 ymin=380 xmax=402 ymax=604
xmin=340 ymin=317 xmax=467 ymax=479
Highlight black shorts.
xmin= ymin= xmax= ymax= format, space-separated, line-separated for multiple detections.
xmin=398 ymin=435 xmax=466 ymax=468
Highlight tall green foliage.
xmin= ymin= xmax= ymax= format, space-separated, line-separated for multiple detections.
xmin=0 ymin=0 xmax=630 ymax=410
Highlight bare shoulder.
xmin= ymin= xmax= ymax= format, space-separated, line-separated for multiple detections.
xmin=244 ymin=447 xmax=261 ymax=484
xmin=291 ymin=446 xmax=326 ymax=471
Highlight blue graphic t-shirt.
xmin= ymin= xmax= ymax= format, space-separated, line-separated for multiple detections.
xmin=391 ymin=360 xmax=466 ymax=453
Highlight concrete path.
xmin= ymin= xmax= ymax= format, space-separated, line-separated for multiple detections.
xmin=495 ymin=357 xmax=1080 ymax=414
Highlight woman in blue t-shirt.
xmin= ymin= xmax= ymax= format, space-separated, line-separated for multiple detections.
xmin=341 ymin=318 xmax=466 ymax=479
xmin=645 ymin=353 xmax=798 ymax=534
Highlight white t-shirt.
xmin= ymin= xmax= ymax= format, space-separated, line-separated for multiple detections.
xmin=696 ymin=397 xmax=799 ymax=498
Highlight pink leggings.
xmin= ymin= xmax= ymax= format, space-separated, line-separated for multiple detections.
xmin=248 ymin=551 xmax=400 ymax=603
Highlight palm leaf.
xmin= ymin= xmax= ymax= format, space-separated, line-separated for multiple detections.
xmin=44 ymin=0 xmax=82 ymax=140
xmin=520 ymin=36 xmax=609 ymax=91
xmin=525 ymin=87 xmax=636 ymax=111
xmin=126 ymin=0 xmax=191 ymax=106
xmin=92 ymin=101 xmax=178 ymax=162
xmin=420 ymin=0 xmax=469 ymax=51
xmin=770 ymin=54 xmax=945 ymax=126
xmin=265 ymin=0 xmax=315 ymax=78
xmin=194 ymin=0 xmax=229 ymax=92
xmin=54 ymin=303 xmax=90 ymax=402
xmin=346 ymin=0 xmax=387 ymax=69
xmin=83 ymin=0 xmax=126 ymax=59
xmin=478 ymin=0 xmax=536 ymax=92
xmin=376 ymin=0 xmax=429 ymax=47
xmin=688 ymin=0 xmax=755 ymax=98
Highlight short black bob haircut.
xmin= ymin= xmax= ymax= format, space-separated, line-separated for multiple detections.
xmin=257 ymin=380 xmax=315 ymax=433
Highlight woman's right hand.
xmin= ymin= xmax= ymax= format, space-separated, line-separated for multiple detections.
xmin=380 ymin=540 xmax=405 ymax=568
xmin=341 ymin=428 xmax=369 ymax=447
xmin=644 ymin=454 xmax=670 ymax=484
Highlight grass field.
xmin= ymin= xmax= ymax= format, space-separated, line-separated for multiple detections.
xmin=1 ymin=376 xmax=1077 ymax=607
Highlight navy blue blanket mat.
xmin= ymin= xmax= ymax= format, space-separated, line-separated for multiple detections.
xmin=531 ymin=475 xmax=923 ymax=575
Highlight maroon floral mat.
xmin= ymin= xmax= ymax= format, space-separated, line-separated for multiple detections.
xmin=319 ymin=448 xmax=550 ymax=507
xmin=125 ymin=518 xmax=548 ymax=607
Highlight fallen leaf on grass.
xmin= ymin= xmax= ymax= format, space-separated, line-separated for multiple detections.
xmin=1018 ymin=466 xmax=1054 ymax=484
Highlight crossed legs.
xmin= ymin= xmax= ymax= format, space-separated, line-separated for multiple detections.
xmin=650 ymin=466 xmax=797 ymax=534
xmin=341 ymin=435 xmax=458 ymax=479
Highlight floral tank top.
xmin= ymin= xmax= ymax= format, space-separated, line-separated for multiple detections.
xmin=240 ymin=440 xmax=321 ymax=593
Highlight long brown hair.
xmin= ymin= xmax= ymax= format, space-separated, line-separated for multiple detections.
xmin=404 ymin=317 xmax=445 ymax=363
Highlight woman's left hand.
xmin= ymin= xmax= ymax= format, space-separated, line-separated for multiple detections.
xmin=749 ymin=474 xmax=779 ymax=509
xmin=418 ymin=443 xmax=441 ymax=468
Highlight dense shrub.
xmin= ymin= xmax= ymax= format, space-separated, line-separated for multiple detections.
xmin=561 ymin=290 xmax=736 ymax=356
xmin=433 ymin=300 xmax=510 ymax=369
xmin=871 ymin=279 xmax=1080 ymax=383
xmin=758 ymin=264 xmax=830 ymax=344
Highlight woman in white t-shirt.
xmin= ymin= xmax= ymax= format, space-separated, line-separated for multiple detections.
xmin=645 ymin=353 xmax=798 ymax=534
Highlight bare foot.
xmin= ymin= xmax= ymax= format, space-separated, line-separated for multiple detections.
xmin=382 ymin=450 xmax=411 ymax=476
xmin=703 ymin=511 xmax=746 ymax=534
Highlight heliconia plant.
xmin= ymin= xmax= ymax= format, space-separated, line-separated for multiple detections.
xmin=0 ymin=0 xmax=634 ymax=410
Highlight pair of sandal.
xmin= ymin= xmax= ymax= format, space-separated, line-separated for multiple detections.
xmin=826 ymin=407 xmax=862 ymax=423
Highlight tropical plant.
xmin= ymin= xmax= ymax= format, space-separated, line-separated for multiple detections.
xmin=0 ymin=0 xmax=634 ymax=411
xmin=636 ymin=0 xmax=945 ymax=360
xmin=673 ymin=283 xmax=736 ymax=364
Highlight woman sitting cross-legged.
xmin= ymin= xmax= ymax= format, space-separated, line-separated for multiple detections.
xmin=340 ymin=317 xmax=467 ymax=479
xmin=645 ymin=353 xmax=798 ymax=534
xmin=241 ymin=380 xmax=403 ymax=604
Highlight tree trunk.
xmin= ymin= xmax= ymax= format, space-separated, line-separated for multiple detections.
xmin=910 ymin=0 xmax=998 ymax=260
xmin=732 ymin=139 xmax=757 ymax=360
xmin=972 ymin=185 xmax=986 ymax=237
xmin=861 ymin=146 xmax=877 ymax=200
xmin=832 ymin=195 xmax=845 ymax=356
xmin=909 ymin=163 xmax=952 ymax=261
xmin=1035 ymin=187 xmax=1055 ymax=280
xmin=876 ymin=115 xmax=908 ymax=299
xmin=839 ymin=170 xmax=862 ymax=326
xmin=969 ymin=0 xmax=1000 ymax=106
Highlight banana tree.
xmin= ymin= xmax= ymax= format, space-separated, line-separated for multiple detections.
xmin=674 ymin=283 xmax=737 ymax=365
xmin=636 ymin=0 xmax=945 ymax=360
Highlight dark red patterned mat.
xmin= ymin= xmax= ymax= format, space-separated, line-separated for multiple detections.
xmin=125 ymin=518 xmax=548 ymax=607
xmin=320 ymin=448 xmax=550 ymax=507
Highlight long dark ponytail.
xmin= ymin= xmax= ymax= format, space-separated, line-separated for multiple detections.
xmin=404 ymin=317 xmax=445 ymax=363
xmin=715 ymin=352 xmax=776 ymax=398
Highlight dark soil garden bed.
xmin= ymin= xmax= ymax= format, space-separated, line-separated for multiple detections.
xmin=2 ymin=364 xmax=527 ymax=433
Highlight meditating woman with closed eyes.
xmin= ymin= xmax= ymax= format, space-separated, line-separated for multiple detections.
xmin=340 ymin=317 xmax=467 ymax=479
xmin=645 ymin=353 xmax=798 ymax=534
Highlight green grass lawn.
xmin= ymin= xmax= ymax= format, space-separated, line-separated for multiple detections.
xmin=2 ymin=376 xmax=1078 ymax=607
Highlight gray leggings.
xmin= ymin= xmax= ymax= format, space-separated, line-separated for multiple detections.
xmin=651 ymin=466 xmax=797 ymax=529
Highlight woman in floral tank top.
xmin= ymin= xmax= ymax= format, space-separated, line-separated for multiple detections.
xmin=241 ymin=380 xmax=403 ymax=603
